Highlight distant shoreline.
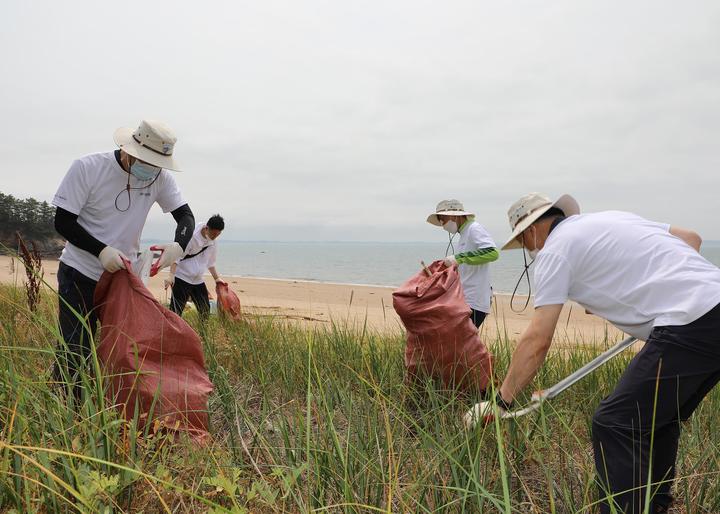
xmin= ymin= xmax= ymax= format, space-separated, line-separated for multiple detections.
xmin=1 ymin=254 xmax=624 ymax=342
xmin=4 ymin=253 xmax=525 ymax=294
xmin=140 ymin=239 xmax=720 ymax=246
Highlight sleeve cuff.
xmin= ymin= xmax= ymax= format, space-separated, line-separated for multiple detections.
xmin=51 ymin=199 xmax=81 ymax=216
xmin=533 ymin=298 xmax=567 ymax=308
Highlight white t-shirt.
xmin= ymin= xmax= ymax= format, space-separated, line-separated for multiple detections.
xmin=174 ymin=223 xmax=218 ymax=285
xmin=52 ymin=152 xmax=185 ymax=281
xmin=533 ymin=211 xmax=720 ymax=340
xmin=457 ymin=220 xmax=496 ymax=313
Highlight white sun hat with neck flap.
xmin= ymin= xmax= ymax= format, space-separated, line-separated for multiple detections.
xmin=113 ymin=119 xmax=182 ymax=171
xmin=501 ymin=192 xmax=580 ymax=250
xmin=426 ymin=199 xmax=475 ymax=226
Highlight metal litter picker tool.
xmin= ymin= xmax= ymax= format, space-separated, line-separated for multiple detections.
xmin=465 ymin=335 xmax=637 ymax=426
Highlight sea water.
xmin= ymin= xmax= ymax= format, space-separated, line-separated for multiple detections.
xmin=143 ymin=240 xmax=720 ymax=293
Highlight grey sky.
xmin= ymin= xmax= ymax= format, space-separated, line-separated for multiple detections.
xmin=1 ymin=0 xmax=718 ymax=243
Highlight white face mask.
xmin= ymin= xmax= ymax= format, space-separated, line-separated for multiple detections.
xmin=527 ymin=248 xmax=539 ymax=260
xmin=442 ymin=221 xmax=458 ymax=234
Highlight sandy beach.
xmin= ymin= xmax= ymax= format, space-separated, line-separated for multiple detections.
xmin=0 ymin=255 xmax=627 ymax=344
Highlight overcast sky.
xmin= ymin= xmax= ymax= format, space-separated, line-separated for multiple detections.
xmin=1 ymin=0 xmax=718 ymax=243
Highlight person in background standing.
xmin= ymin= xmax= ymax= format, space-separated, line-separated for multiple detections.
xmin=427 ymin=199 xmax=499 ymax=327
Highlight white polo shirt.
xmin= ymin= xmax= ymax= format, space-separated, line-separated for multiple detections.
xmin=52 ymin=152 xmax=185 ymax=281
xmin=174 ymin=223 xmax=218 ymax=285
xmin=457 ymin=220 xmax=496 ymax=313
xmin=533 ymin=211 xmax=720 ymax=340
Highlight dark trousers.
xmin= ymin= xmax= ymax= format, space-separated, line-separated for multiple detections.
xmin=53 ymin=261 xmax=99 ymax=399
xmin=470 ymin=309 xmax=487 ymax=328
xmin=592 ymin=303 xmax=720 ymax=513
xmin=170 ymin=277 xmax=210 ymax=321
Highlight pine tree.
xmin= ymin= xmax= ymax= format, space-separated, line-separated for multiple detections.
xmin=0 ymin=191 xmax=57 ymax=253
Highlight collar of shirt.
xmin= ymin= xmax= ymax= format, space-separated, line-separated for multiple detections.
xmin=549 ymin=216 xmax=567 ymax=234
xmin=199 ymin=230 xmax=215 ymax=247
xmin=459 ymin=218 xmax=473 ymax=234
xmin=544 ymin=216 xmax=569 ymax=247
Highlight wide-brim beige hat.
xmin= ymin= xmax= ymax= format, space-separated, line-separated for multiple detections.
xmin=113 ymin=119 xmax=182 ymax=171
xmin=426 ymin=199 xmax=475 ymax=226
xmin=501 ymin=192 xmax=580 ymax=250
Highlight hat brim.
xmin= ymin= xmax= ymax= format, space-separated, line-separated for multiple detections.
xmin=426 ymin=210 xmax=475 ymax=226
xmin=501 ymin=194 xmax=580 ymax=250
xmin=113 ymin=127 xmax=182 ymax=171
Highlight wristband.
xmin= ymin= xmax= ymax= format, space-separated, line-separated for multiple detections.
xmin=495 ymin=392 xmax=514 ymax=411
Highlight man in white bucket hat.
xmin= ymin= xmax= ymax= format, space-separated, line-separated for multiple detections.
xmin=51 ymin=119 xmax=196 ymax=400
xmin=427 ymin=199 xmax=499 ymax=327
xmin=467 ymin=192 xmax=720 ymax=513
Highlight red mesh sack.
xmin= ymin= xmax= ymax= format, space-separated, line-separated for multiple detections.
xmin=216 ymin=282 xmax=242 ymax=320
xmin=392 ymin=260 xmax=493 ymax=393
xmin=94 ymin=268 xmax=214 ymax=437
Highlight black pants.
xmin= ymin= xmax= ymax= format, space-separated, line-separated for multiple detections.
xmin=592 ymin=303 xmax=720 ymax=513
xmin=53 ymin=261 xmax=99 ymax=399
xmin=470 ymin=309 xmax=487 ymax=328
xmin=170 ymin=277 xmax=210 ymax=321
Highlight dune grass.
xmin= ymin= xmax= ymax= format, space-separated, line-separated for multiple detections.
xmin=1 ymin=283 xmax=719 ymax=513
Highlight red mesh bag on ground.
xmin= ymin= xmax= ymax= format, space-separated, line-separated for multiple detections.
xmin=216 ymin=281 xmax=242 ymax=321
xmin=392 ymin=260 xmax=493 ymax=393
xmin=94 ymin=268 xmax=214 ymax=437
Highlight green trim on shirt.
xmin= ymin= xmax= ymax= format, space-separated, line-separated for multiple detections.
xmin=458 ymin=218 xmax=474 ymax=233
xmin=455 ymin=247 xmax=499 ymax=265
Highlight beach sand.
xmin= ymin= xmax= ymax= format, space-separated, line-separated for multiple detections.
xmin=0 ymin=255 xmax=627 ymax=345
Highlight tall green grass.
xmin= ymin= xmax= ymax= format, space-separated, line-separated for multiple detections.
xmin=1 ymin=283 xmax=719 ymax=512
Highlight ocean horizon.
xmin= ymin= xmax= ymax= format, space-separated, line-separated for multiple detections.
xmin=141 ymin=239 xmax=720 ymax=293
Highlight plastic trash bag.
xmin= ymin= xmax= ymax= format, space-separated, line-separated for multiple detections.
xmin=94 ymin=268 xmax=214 ymax=438
xmin=392 ymin=260 xmax=493 ymax=394
xmin=133 ymin=249 xmax=154 ymax=286
xmin=216 ymin=281 xmax=241 ymax=321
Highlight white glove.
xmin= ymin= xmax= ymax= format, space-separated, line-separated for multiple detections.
xmin=443 ymin=255 xmax=457 ymax=267
xmin=463 ymin=400 xmax=507 ymax=429
xmin=98 ymin=246 xmax=128 ymax=273
xmin=149 ymin=242 xmax=184 ymax=276
xmin=164 ymin=274 xmax=175 ymax=290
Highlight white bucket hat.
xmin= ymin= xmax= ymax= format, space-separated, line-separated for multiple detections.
xmin=426 ymin=199 xmax=475 ymax=226
xmin=113 ymin=120 xmax=182 ymax=171
xmin=501 ymin=192 xmax=580 ymax=250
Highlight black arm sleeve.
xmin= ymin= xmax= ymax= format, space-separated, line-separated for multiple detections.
xmin=171 ymin=203 xmax=195 ymax=250
xmin=54 ymin=207 xmax=106 ymax=257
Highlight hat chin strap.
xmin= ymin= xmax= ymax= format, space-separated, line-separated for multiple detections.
xmin=510 ymin=232 xmax=535 ymax=313
xmin=114 ymin=168 xmax=162 ymax=212
xmin=445 ymin=231 xmax=456 ymax=257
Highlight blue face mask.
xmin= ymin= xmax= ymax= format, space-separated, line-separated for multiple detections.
xmin=130 ymin=161 xmax=161 ymax=181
